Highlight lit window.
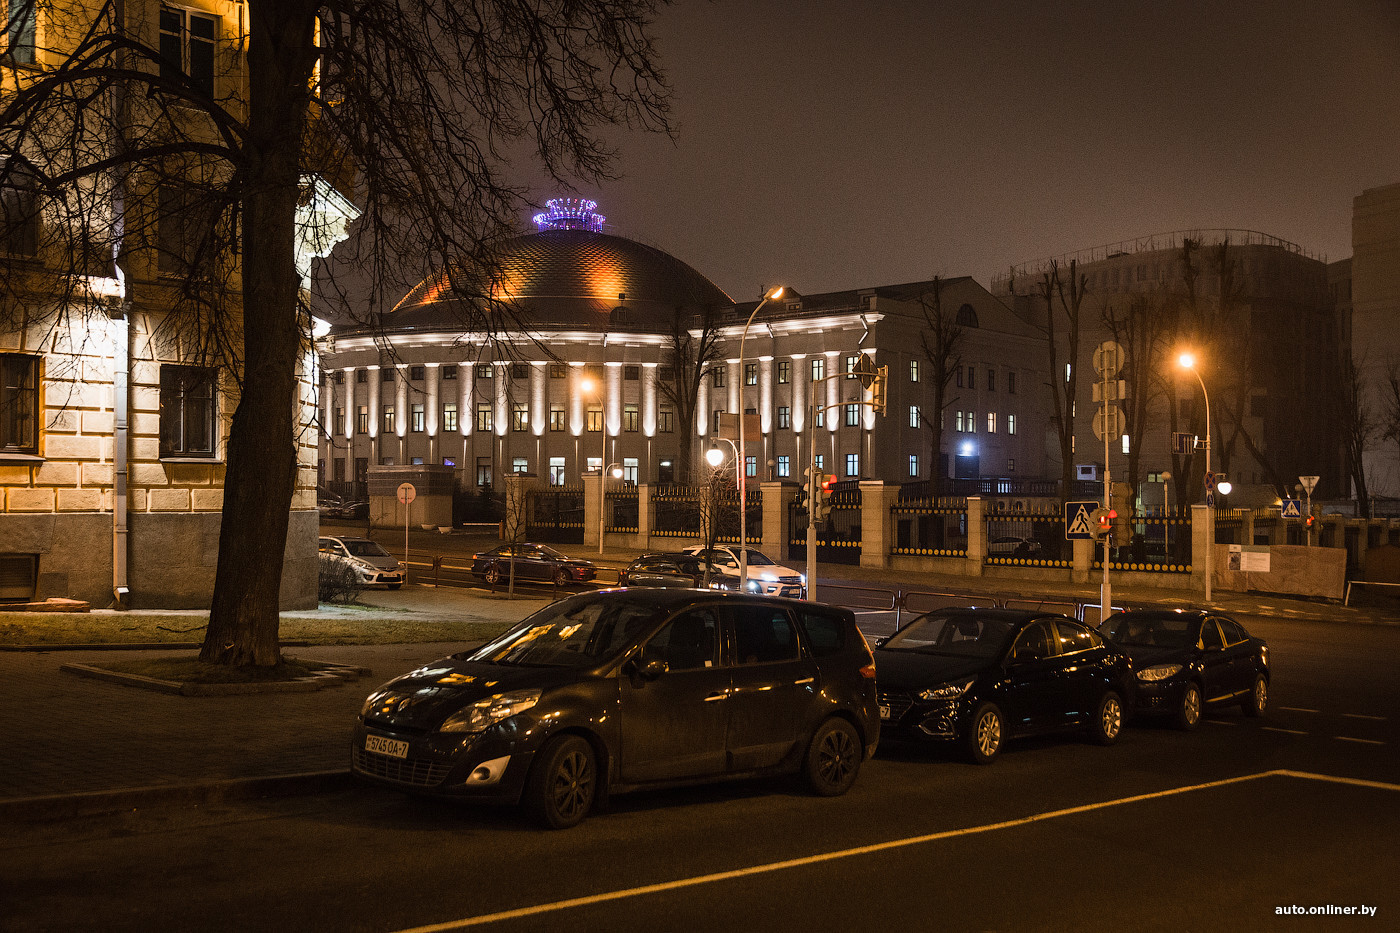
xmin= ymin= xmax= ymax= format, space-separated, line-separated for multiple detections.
xmin=815 ymin=407 xmax=824 ymax=428
xmin=909 ymin=406 xmax=919 ymax=428
xmin=160 ymin=6 xmax=216 ymax=97
xmin=910 ymin=360 xmax=920 ymax=383
xmin=815 ymin=454 xmax=825 ymax=471
xmin=986 ymin=412 xmax=996 ymax=433
xmin=549 ymin=457 xmax=566 ymax=485
xmin=845 ymin=453 xmax=859 ymax=477
xmin=955 ymin=411 xmax=964 ymax=432
xmin=845 ymin=355 xmax=858 ymax=379
xmin=744 ymin=363 xmax=758 ymax=386
xmin=623 ymin=405 xmax=639 ymax=432
xmin=549 ymin=405 xmax=565 ymax=431
xmin=513 ymin=456 xmax=528 ymax=474
xmin=777 ymin=406 xmax=790 ymax=429
xmin=1007 ymin=414 xmax=1017 ymax=435
xmin=777 ymin=361 xmax=791 ymax=384
xmin=1122 ymin=435 xmax=1131 ymax=455
xmin=383 ymin=406 xmax=395 ymax=433
xmin=441 ymin=367 xmax=456 ymax=381
xmin=844 ymin=404 xmax=859 ymax=426
xmin=159 ymin=365 xmax=217 ymax=458
xmin=965 ymin=410 xmax=976 ymax=433
xmin=411 ymin=403 xmax=425 ymax=432
xmin=1008 ymin=458 xmax=1016 ymax=472
xmin=909 ymin=454 xmax=919 ymax=476
xmin=476 ymin=364 xmax=493 ymax=379
xmin=623 ymin=458 xmax=638 ymax=483
xmin=512 ymin=403 xmax=528 ymax=432
xmin=587 ymin=407 xmax=603 ymax=432
xmin=746 ymin=455 xmax=757 ymax=477
xmin=777 ymin=455 xmax=790 ymax=477
xmin=441 ymin=403 xmax=457 ymax=433
xmin=549 ymin=364 xmax=566 ymax=379
xmin=356 ymin=406 xmax=368 ymax=433
xmin=659 ymin=407 xmax=674 ymax=433
xmin=0 ymin=353 xmax=39 ymax=454
xmin=475 ymin=404 xmax=491 ymax=432
xmin=811 ymin=358 xmax=825 ymax=381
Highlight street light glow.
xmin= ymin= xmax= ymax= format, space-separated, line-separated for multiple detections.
xmin=705 ymin=446 xmax=725 ymax=468
xmin=1178 ymin=352 xmax=1196 ymax=369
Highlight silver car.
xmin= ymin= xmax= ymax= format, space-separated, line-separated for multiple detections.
xmin=319 ymin=536 xmax=405 ymax=589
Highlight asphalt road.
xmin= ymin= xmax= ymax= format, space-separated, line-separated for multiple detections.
xmin=3 ymin=614 xmax=1396 ymax=932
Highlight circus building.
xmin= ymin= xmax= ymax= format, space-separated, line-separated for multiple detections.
xmin=316 ymin=199 xmax=1051 ymax=521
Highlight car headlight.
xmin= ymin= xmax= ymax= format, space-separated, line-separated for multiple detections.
xmin=1136 ymin=663 xmax=1184 ymax=682
xmin=438 ymin=689 xmax=542 ymax=734
xmin=799 ymin=574 xmax=806 ymax=585
xmin=761 ymin=572 xmax=777 ymax=581
xmin=746 ymin=579 xmax=761 ymax=592
xmin=918 ymin=678 xmax=974 ymax=701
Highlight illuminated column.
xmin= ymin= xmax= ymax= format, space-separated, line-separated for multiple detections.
xmin=494 ymin=363 xmax=508 ymax=437
xmin=531 ymin=362 xmax=547 ymax=435
xmin=570 ymin=363 xmax=586 ymax=435
xmin=758 ymin=356 xmax=773 ymax=433
xmin=727 ymin=359 xmax=740 ymax=414
xmin=425 ymin=362 xmax=440 ymax=462
xmin=641 ymin=363 xmax=657 ymax=437
xmin=605 ymin=362 xmax=622 ymax=436
xmin=366 ymin=366 xmax=381 ymax=468
xmin=394 ymin=364 xmax=408 ymax=463
xmin=696 ymin=375 xmax=710 ymax=437
xmin=825 ymin=351 xmax=840 ymax=435
xmin=341 ymin=369 xmax=355 ymax=439
xmin=458 ymin=362 xmax=471 ymax=437
xmin=861 ymin=350 xmax=877 ymax=431
xmin=791 ymin=354 xmax=807 ymax=434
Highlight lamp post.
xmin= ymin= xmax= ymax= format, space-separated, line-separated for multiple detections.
xmin=1161 ymin=470 xmax=1172 ymax=561
xmin=1178 ymin=353 xmax=1213 ymax=603
xmin=736 ymin=286 xmax=785 ymax=583
xmin=706 ymin=438 xmax=742 ymax=583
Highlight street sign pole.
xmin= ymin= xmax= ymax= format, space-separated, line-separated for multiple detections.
xmin=1298 ymin=475 xmax=1319 ymax=546
xmin=397 ymin=482 xmax=417 ymax=571
xmin=1093 ymin=341 xmax=1124 ymax=619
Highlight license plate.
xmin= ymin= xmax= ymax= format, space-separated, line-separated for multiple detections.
xmin=365 ymin=734 xmax=409 ymax=759
xmin=879 ymin=705 xmax=891 ymax=720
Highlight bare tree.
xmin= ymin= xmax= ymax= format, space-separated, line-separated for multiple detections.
xmin=656 ymin=301 xmax=726 ymax=483
xmin=1033 ymin=260 xmax=1085 ymax=502
xmin=1101 ymin=289 xmax=1168 ymax=509
xmin=1382 ymin=363 xmax=1400 ymax=499
xmin=1341 ymin=350 xmax=1375 ymax=517
xmin=2 ymin=0 xmax=672 ymax=666
xmin=911 ymin=277 xmax=962 ymax=499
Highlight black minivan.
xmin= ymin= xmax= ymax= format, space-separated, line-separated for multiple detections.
xmin=352 ymin=589 xmax=880 ymax=828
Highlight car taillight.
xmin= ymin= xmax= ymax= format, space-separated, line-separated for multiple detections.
xmin=859 ymin=663 xmax=877 ymax=680
xmin=858 ymin=631 xmax=876 ymax=678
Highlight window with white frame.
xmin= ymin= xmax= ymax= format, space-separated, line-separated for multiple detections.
xmin=550 ymin=405 xmax=565 ymax=431
xmin=745 ymin=455 xmax=756 ymax=477
xmin=623 ymin=458 xmax=638 ymax=484
xmin=441 ymin=403 xmax=457 ymax=433
xmin=777 ymin=361 xmax=790 ymax=384
xmin=986 ymin=412 xmax=996 ymax=433
xmin=777 ymin=455 xmax=790 ymax=477
xmin=909 ymin=406 xmax=919 ymax=428
xmin=845 ymin=453 xmax=859 ymax=477
xmin=549 ymin=457 xmax=566 ymax=485
xmin=512 ymin=456 xmax=528 ymax=474
xmin=411 ymin=403 xmax=425 ymax=432
xmin=811 ymin=357 xmax=825 ymax=381
xmin=777 ymin=406 xmax=790 ymax=429
xmin=909 ymin=454 xmax=919 ymax=476
xmin=909 ymin=359 xmax=919 ymax=382
xmin=1007 ymin=414 xmax=1017 ymax=435
xmin=844 ymin=404 xmax=859 ymax=426
xmin=744 ymin=362 xmax=757 ymax=386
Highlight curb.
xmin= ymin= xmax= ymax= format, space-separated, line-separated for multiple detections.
xmin=59 ymin=660 xmax=373 ymax=696
xmin=0 ymin=770 xmax=357 ymax=822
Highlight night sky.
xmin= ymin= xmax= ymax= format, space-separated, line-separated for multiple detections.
xmin=547 ymin=0 xmax=1400 ymax=301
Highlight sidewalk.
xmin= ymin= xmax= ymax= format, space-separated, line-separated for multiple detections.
xmin=2 ymin=566 xmax=1394 ymax=819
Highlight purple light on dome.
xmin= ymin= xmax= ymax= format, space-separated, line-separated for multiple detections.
xmin=532 ymin=198 xmax=605 ymax=232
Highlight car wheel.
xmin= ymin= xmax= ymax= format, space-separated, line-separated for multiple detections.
xmin=1175 ymin=682 xmax=1202 ymax=731
xmin=965 ymin=703 xmax=1003 ymax=764
xmin=387 ymin=583 xmax=402 ymax=591
xmin=1090 ymin=690 xmax=1124 ymax=745
xmin=1242 ymin=673 xmax=1268 ymax=717
xmin=484 ymin=564 xmax=501 ymax=585
xmin=524 ymin=734 xmax=596 ymax=830
xmin=803 ymin=717 xmax=861 ymax=796
xmin=553 ymin=567 xmax=571 ymax=587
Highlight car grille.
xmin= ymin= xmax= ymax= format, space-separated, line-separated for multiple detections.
xmin=879 ymin=692 xmax=913 ymax=722
xmin=779 ymin=575 xmax=802 ymax=584
xmin=353 ymin=748 xmax=451 ymax=787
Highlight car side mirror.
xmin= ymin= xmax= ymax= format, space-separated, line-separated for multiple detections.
xmin=624 ymin=657 xmax=669 ymax=684
xmin=1011 ymin=646 xmax=1046 ymax=665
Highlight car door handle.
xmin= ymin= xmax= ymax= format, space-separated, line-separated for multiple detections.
xmin=794 ymin=677 xmax=815 ymax=685
xmin=703 ymin=691 xmax=729 ymax=702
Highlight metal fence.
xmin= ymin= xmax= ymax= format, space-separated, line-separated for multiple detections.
xmin=649 ymin=484 xmax=760 ymax=544
xmin=605 ymin=486 xmax=639 ymax=533
xmin=985 ymin=505 xmax=1071 ymax=567
xmin=526 ymin=485 xmax=585 ymax=544
xmin=890 ymin=496 xmax=968 ymax=557
xmin=1092 ymin=507 xmax=1191 ymax=573
xmin=789 ymin=482 xmax=862 ymax=565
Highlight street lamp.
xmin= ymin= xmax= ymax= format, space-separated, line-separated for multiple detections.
xmin=736 ymin=285 xmax=785 ymax=584
xmin=1178 ymin=352 xmax=1214 ymax=603
xmin=706 ymin=436 xmax=742 ymax=563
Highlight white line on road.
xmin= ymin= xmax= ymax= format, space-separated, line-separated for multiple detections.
xmin=1263 ymin=727 xmax=1308 ymax=735
xmin=1336 ymin=736 xmax=1386 ymax=746
xmin=1342 ymin=713 xmax=1387 ymax=721
xmin=388 ymin=771 xmax=1400 ymax=933
xmin=1279 ymin=707 xmax=1320 ymax=714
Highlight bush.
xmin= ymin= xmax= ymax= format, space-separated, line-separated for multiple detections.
xmin=319 ymin=553 xmax=364 ymax=603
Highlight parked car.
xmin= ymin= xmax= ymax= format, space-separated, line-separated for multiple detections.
xmin=333 ymin=498 xmax=369 ymax=520
xmin=874 ymin=608 xmax=1133 ymax=763
xmin=351 ymin=589 xmax=880 ymax=828
xmin=987 ymin=535 xmax=1043 ymax=558
xmin=1098 ymin=609 xmax=1269 ymax=729
xmin=618 ymin=552 xmax=742 ymax=590
xmin=681 ymin=545 xmax=805 ymax=598
xmin=316 ymin=486 xmax=342 ymax=518
xmin=470 ymin=543 xmax=596 ymax=587
xmin=318 ymin=536 xmax=405 ymax=589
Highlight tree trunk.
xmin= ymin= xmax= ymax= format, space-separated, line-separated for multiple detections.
xmin=200 ymin=2 xmax=319 ymax=666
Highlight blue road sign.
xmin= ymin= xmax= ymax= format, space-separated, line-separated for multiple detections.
xmin=1065 ymin=500 xmax=1099 ymax=540
xmin=1281 ymin=498 xmax=1302 ymax=519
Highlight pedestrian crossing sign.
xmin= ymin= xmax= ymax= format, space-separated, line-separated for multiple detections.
xmin=1065 ymin=501 xmax=1099 ymax=540
xmin=1281 ymin=498 xmax=1302 ymax=519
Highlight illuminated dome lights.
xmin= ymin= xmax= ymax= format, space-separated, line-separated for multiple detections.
xmin=533 ymin=198 xmax=606 ymax=233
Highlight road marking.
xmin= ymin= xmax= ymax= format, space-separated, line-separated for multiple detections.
xmin=388 ymin=771 xmax=1400 ymax=932
xmin=1280 ymin=707 xmax=1320 ymax=714
xmin=1204 ymin=720 xmax=1238 ymax=726
xmin=1263 ymin=727 xmax=1308 ymax=735
xmin=1342 ymin=713 xmax=1386 ymax=722
xmin=1336 ymin=736 xmax=1385 ymax=746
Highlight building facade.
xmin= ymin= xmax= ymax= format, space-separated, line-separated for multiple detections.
xmin=1351 ymin=183 xmax=1400 ymax=504
xmin=317 ymin=201 xmax=1054 ymax=501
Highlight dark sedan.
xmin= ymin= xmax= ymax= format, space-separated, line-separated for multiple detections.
xmin=1098 ymin=609 xmax=1269 ymax=729
xmin=618 ymin=552 xmax=742 ymax=590
xmin=470 ymin=543 xmax=596 ymax=587
xmin=352 ymin=589 xmax=880 ymax=828
xmin=875 ymin=608 xmax=1133 ymax=763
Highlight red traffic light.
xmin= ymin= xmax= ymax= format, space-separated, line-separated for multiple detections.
xmin=821 ymin=475 xmax=837 ymax=494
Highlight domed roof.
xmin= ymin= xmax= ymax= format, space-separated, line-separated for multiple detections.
xmin=378 ymin=203 xmax=732 ymax=334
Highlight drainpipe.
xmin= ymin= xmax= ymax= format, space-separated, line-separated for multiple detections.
xmin=112 ymin=268 xmax=130 ymax=608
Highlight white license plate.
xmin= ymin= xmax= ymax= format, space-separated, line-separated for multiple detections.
xmin=879 ymin=705 xmax=891 ymax=720
xmin=365 ymin=734 xmax=409 ymax=759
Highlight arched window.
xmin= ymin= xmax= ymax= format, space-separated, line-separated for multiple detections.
xmin=956 ymin=303 xmax=979 ymax=328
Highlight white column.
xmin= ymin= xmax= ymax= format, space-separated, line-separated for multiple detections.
xmin=425 ymin=362 xmax=440 ymax=462
xmin=791 ymin=354 xmax=807 ymax=434
xmin=727 ymin=359 xmax=741 ymax=414
xmin=494 ymin=363 xmax=508 ymax=437
xmin=458 ymin=363 xmax=471 ymax=437
xmin=531 ymin=362 xmax=547 ymax=435
xmin=642 ymin=362 xmax=658 ymax=437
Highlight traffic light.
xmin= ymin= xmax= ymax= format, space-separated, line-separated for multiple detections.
xmin=814 ymin=474 xmax=838 ymax=523
xmin=1090 ymin=507 xmax=1117 ymax=538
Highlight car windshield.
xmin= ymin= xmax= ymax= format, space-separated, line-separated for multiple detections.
xmin=535 ymin=545 xmax=565 ymax=559
xmin=880 ymin=613 xmax=1016 ymax=659
xmin=745 ymin=550 xmax=775 ymax=566
xmin=1100 ymin=614 xmax=1197 ymax=648
xmin=466 ymin=597 xmax=662 ymax=668
xmin=344 ymin=540 xmax=391 ymax=558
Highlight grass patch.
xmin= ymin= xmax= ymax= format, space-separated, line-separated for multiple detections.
xmin=0 ymin=613 xmax=514 ymax=647
xmin=100 ymin=656 xmax=342 ymax=684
